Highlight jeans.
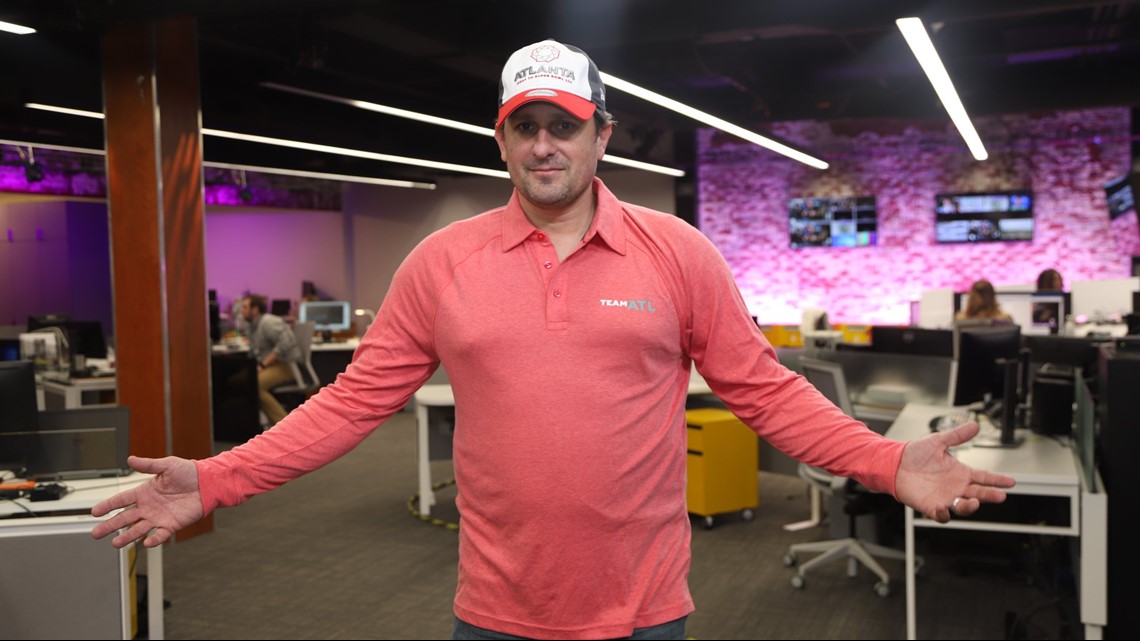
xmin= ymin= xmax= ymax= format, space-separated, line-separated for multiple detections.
xmin=451 ymin=616 xmax=687 ymax=640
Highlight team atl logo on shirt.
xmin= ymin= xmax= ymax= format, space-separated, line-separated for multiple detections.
xmin=599 ymin=299 xmax=657 ymax=312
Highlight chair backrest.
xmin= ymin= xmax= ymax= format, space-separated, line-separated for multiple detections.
xmin=798 ymin=356 xmax=854 ymax=417
xmin=797 ymin=356 xmax=856 ymax=489
xmin=287 ymin=321 xmax=319 ymax=390
xmin=801 ymin=307 xmax=830 ymax=334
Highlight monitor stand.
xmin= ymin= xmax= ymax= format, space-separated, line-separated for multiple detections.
xmin=975 ymin=359 xmax=1024 ymax=448
xmin=320 ymin=330 xmax=333 ymax=343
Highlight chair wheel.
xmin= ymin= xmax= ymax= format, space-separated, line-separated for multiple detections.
xmin=791 ymin=574 xmax=806 ymax=589
xmin=783 ymin=552 xmax=797 ymax=567
xmin=874 ymin=581 xmax=890 ymax=597
xmin=703 ymin=516 xmax=715 ymax=529
xmin=741 ymin=508 xmax=755 ymax=521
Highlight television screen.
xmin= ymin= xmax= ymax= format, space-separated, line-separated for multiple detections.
xmin=934 ymin=191 xmax=1033 ymax=243
xmin=1104 ymin=174 xmax=1135 ymax=220
xmin=789 ymin=196 xmax=877 ymax=249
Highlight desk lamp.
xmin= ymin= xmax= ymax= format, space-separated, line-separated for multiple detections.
xmin=354 ymin=308 xmax=376 ymax=330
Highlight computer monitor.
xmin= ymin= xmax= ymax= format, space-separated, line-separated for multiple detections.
xmin=0 ymin=361 xmax=39 ymax=435
xmin=868 ymin=326 xmax=953 ymax=357
xmin=298 ymin=300 xmax=351 ymax=340
xmin=27 ymin=313 xmax=70 ymax=332
xmin=951 ymin=325 xmax=1023 ymax=446
xmin=66 ymin=320 xmax=108 ymax=359
xmin=953 ymin=291 xmax=1068 ymax=335
xmin=1024 ymin=335 xmax=1104 ymax=374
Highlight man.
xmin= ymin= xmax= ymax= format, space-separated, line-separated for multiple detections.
xmin=93 ymin=40 xmax=1014 ymax=640
xmin=241 ymin=294 xmax=302 ymax=426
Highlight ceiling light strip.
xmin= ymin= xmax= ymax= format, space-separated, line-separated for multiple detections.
xmin=24 ymin=102 xmax=510 ymax=179
xmin=201 ymin=128 xmax=509 ymax=179
xmin=261 ymin=82 xmax=685 ymax=177
xmin=0 ymin=138 xmax=435 ymax=190
xmin=204 ymin=161 xmax=435 ymax=190
xmin=0 ymin=20 xmax=36 ymax=35
xmin=599 ymin=72 xmax=829 ymax=170
xmin=896 ymin=17 xmax=988 ymax=161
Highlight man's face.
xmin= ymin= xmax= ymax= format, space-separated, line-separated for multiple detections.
xmin=495 ymin=102 xmax=611 ymax=211
xmin=240 ymin=298 xmax=253 ymax=322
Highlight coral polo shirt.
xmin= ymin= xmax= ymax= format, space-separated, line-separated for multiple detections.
xmin=197 ymin=178 xmax=904 ymax=639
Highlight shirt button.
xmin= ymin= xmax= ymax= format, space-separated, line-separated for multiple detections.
xmin=536 ymin=232 xmax=546 ymax=241
xmin=543 ymin=261 xmax=553 ymax=269
xmin=553 ymin=290 xmax=562 ymax=298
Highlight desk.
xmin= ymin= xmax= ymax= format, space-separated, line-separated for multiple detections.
xmin=0 ymin=473 xmax=163 ymax=639
xmin=412 ymin=369 xmax=719 ymax=517
xmin=39 ymin=376 xmax=118 ymax=410
xmin=886 ymin=403 xmax=1102 ymax=640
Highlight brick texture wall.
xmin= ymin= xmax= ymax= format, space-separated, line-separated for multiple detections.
xmin=697 ymin=107 xmax=1137 ymax=324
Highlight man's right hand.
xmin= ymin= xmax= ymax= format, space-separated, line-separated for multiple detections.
xmin=91 ymin=455 xmax=204 ymax=548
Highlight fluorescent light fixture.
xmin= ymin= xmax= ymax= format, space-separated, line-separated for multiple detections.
xmin=0 ymin=138 xmax=436 ymax=190
xmin=261 ymin=82 xmax=685 ymax=177
xmin=25 ymin=102 xmax=509 ymax=179
xmin=599 ymin=72 xmax=829 ymax=170
xmin=201 ymin=129 xmax=508 ymax=179
xmin=262 ymin=83 xmax=492 ymax=137
xmin=204 ymin=162 xmax=435 ymax=190
xmin=0 ymin=20 xmax=36 ymax=35
xmin=25 ymin=103 xmax=104 ymax=119
xmin=896 ymin=17 xmax=988 ymax=161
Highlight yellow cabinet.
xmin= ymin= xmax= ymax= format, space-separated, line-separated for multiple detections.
xmin=685 ymin=408 xmax=759 ymax=528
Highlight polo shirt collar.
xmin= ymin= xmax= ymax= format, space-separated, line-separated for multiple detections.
xmin=501 ymin=177 xmax=627 ymax=256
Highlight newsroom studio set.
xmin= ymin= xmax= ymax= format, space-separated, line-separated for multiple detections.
xmin=3 ymin=4 xmax=1140 ymax=640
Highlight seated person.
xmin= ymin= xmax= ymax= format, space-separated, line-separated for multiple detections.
xmin=956 ymin=279 xmax=1012 ymax=324
xmin=1036 ymin=268 xmax=1064 ymax=292
xmin=241 ymin=294 xmax=302 ymax=427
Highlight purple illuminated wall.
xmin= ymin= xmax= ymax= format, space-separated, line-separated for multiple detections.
xmin=697 ymin=107 xmax=1138 ymax=324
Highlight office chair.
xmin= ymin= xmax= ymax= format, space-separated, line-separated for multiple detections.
xmin=801 ymin=308 xmax=843 ymax=352
xmin=270 ymin=321 xmax=320 ymax=408
xmin=783 ymin=357 xmax=921 ymax=597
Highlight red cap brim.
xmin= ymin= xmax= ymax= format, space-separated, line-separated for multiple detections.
xmin=496 ymin=90 xmax=596 ymax=128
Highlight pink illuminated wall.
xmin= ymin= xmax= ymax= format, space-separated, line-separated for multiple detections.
xmin=697 ymin=107 xmax=1138 ymax=324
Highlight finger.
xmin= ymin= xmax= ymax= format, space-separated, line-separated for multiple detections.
xmin=111 ymin=519 xmax=155 ymax=549
xmin=938 ymin=421 xmax=980 ymax=447
xmin=144 ymin=527 xmax=174 ymax=548
xmin=951 ymin=497 xmax=981 ymax=517
xmin=91 ymin=487 xmax=139 ymax=518
xmin=970 ymin=468 xmax=1016 ymax=489
xmin=126 ymin=455 xmax=168 ymax=475
xmin=967 ymin=486 xmax=1009 ymax=504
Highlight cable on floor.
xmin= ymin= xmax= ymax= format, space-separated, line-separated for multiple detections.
xmin=407 ymin=478 xmax=459 ymax=530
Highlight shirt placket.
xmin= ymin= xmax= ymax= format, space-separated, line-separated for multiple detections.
xmin=532 ymin=231 xmax=569 ymax=330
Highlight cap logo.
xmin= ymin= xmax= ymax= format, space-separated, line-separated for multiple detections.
xmin=530 ymin=44 xmax=561 ymax=63
xmin=514 ymin=65 xmax=576 ymax=83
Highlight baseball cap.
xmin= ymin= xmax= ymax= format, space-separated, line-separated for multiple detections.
xmin=496 ymin=39 xmax=606 ymax=128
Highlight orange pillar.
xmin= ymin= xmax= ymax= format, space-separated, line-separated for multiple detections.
xmin=102 ymin=17 xmax=213 ymax=540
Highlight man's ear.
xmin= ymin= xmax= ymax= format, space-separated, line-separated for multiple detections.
xmin=596 ymin=122 xmax=613 ymax=160
xmin=495 ymin=126 xmax=508 ymax=163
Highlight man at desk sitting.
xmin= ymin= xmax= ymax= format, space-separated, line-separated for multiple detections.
xmin=241 ymin=294 xmax=301 ymax=427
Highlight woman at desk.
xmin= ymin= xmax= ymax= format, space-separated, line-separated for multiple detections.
xmin=957 ymin=279 xmax=1013 ymax=324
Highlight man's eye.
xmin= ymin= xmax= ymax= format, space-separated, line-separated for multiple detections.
xmin=516 ymin=122 xmax=536 ymax=133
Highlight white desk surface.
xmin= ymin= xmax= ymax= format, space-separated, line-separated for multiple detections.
xmin=886 ymin=403 xmax=1080 ymax=489
xmin=886 ymin=402 xmax=1083 ymax=640
xmin=0 ymin=472 xmax=164 ymax=640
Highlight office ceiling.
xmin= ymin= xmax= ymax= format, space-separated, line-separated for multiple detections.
xmin=2 ymin=0 xmax=1139 ymax=185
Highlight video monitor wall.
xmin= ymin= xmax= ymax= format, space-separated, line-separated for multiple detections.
xmin=934 ymin=191 xmax=1034 ymax=244
xmin=788 ymin=196 xmax=877 ymax=249
xmin=1104 ymin=173 xmax=1136 ymax=220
